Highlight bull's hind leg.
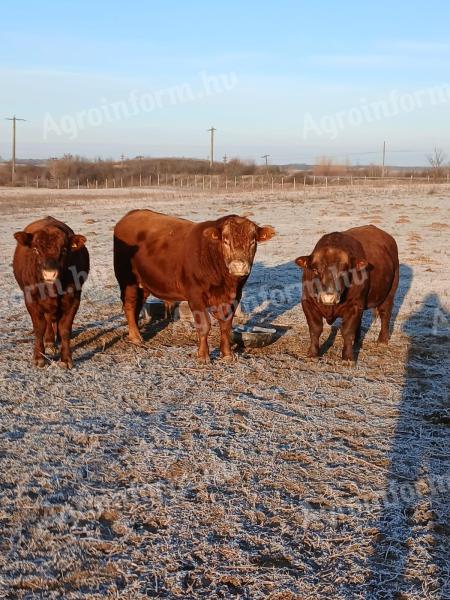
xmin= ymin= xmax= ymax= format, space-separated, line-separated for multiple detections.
xmin=377 ymin=268 xmax=399 ymax=345
xmin=123 ymin=284 xmax=145 ymax=345
xmin=58 ymin=295 xmax=80 ymax=369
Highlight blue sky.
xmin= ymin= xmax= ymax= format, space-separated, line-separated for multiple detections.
xmin=1 ymin=0 xmax=450 ymax=165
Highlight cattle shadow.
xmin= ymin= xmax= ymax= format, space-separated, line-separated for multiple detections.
xmin=72 ymin=314 xmax=124 ymax=351
xmin=241 ymin=260 xmax=300 ymax=330
xmin=366 ymin=293 xmax=450 ymax=598
xmin=73 ymin=307 xmax=174 ymax=363
xmin=357 ymin=263 xmax=413 ymax=350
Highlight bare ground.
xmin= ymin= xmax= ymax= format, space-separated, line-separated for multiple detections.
xmin=0 ymin=184 xmax=449 ymax=599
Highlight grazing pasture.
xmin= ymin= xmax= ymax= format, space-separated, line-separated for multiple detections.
xmin=0 ymin=184 xmax=449 ymax=599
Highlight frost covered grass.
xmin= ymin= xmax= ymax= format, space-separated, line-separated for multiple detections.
xmin=0 ymin=184 xmax=449 ymax=598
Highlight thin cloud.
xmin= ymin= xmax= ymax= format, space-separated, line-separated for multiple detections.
xmin=381 ymin=40 xmax=450 ymax=54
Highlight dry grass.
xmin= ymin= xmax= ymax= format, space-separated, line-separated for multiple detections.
xmin=0 ymin=184 xmax=449 ymax=599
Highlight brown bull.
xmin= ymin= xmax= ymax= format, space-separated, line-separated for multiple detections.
xmin=13 ymin=216 xmax=89 ymax=368
xmin=295 ymin=224 xmax=399 ymax=361
xmin=113 ymin=210 xmax=275 ymax=362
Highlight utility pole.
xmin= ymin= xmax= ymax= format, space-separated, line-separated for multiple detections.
xmin=382 ymin=141 xmax=386 ymax=177
xmin=136 ymin=155 xmax=144 ymax=176
xmin=5 ymin=115 xmax=26 ymax=183
xmin=261 ymin=154 xmax=270 ymax=172
xmin=208 ymin=126 xmax=216 ymax=168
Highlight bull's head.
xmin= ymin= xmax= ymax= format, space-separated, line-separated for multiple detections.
xmin=14 ymin=227 xmax=86 ymax=283
xmin=295 ymin=247 xmax=369 ymax=305
xmin=204 ymin=216 xmax=275 ymax=277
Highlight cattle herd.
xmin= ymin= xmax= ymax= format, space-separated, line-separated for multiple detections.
xmin=13 ymin=210 xmax=399 ymax=368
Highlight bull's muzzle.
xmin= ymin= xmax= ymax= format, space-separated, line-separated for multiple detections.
xmin=318 ymin=292 xmax=340 ymax=305
xmin=42 ymin=269 xmax=59 ymax=283
xmin=228 ymin=260 xmax=250 ymax=277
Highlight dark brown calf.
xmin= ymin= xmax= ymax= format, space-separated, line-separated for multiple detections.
xmin=13 ymin=216 xmax=89 ymax=368
xmin=295 ymin=225 xmax=399 ymax=361
xmin=114 ymin=209 xmax=275 ymax=362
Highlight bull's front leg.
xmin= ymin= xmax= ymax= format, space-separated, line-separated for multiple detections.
xmin=302 ymin=301 xmax=323 ymax=358
xmin=26 ymin=300 xmax=46 ymax=367
xmin=214 ymin=303 xmax=235 ymax=361
xmin=58 ymin=294 xmax=81 ymax=369
xmin=189 ymin=301 xmax=211 ymax=363
xmin=341 ymin=307 xmax=363 ymax=362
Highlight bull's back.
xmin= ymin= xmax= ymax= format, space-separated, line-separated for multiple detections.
xmin=24 ymin=216 xmax=75 ymax=236
xmin=345 ymin=225 xmax=398 ymax=307
xmin=114 ymin=209 xmax=194 ymax=300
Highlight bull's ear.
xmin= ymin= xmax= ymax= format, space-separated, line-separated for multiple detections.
xmin=14 ymin=231 xmax=33 ymax=246
xmin=203 ymin=227 xmax=221 ymax=241
xmin=295 ymin=255 xmax=310 ymax=269
xmin=354 ymin=258 xmax=369 ymax=271
xmin=257 ymin=225 xmax=276 ymax=242
xmin=70 ymin=234 xmax=87 ymax=251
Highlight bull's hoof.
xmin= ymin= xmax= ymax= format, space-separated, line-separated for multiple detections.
xmin=305 ymin=355 xmax=319 ymax=362
xmin=34 ymin=358 xmax=46 ymax=368
xmin=197 ymin=354 xmax=211 ymax=364
xmin=342 ymin=358 xmax=356 ymax=366
xmin=127 ymin=336 xmax=145 ymax=347
xmin=377 ymin=336 xmax=389 ymax=346
xmin=60 ymin=360 xmax=73 ymax=370
xmin=221 ymin=353 xmax=236 ymax=362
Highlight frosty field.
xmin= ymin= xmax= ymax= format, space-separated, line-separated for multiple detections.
xmin=0 ymin=184 xmax=449 ymax=599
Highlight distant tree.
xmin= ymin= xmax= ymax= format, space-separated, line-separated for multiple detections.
xmin=426 ymin=147 xmax=447 ymax=178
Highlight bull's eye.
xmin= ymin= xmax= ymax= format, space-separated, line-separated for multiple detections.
xmin=250 ymin=240 xmax=256 ymax=247
xmin=223 ymin=239 xmax=231 ymax=247
xmin=32 ymin=247 xmax=39 ymax=254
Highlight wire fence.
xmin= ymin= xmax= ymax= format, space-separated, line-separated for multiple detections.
xmin=3 ymin=173 xmax=450 ymax=191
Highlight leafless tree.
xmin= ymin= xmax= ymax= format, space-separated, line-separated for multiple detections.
xmin=426 ymin=147 xmax=447 ymax=178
